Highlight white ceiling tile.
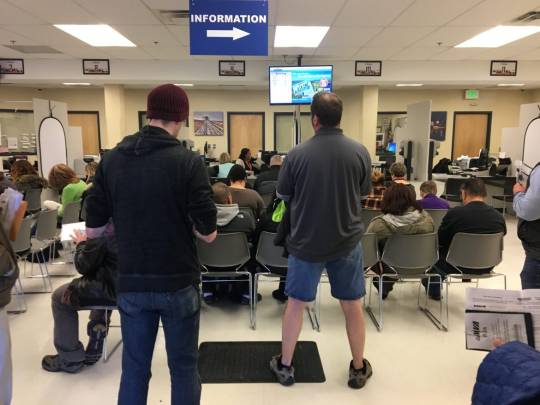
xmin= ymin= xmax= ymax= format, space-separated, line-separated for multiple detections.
xmin=141 ymin=45 xmax=190 ymax=60
xmin=276 ymin=0 xmax=346 ymax=25
xmin=447 ymin=0 xmax=540 ymax=26
xmin=4 ymin=24 xmax=89 ymax=49
xmin=272 ymin=47 xmax=316 ymax=56
xmin=334 ymin=0 xmax=415 ymax=27
xmin=0 ymin=45 xmax=26 ymax=57
xmin=100 ymin=47 xmax=152 ymax=59
xmin=365 ymin=27 xmax=436 ymax=48
xmin=430 ymin=47 xmax=490 ymax=60
xmin=413 ymin=26 xmax=491 ymax=47
xmin=0 ymin=27 xmax=38 ymax=45
xmin=514 ymin=49 xmax=540 ymax=60
xmin=390 ymin=46 xmax=450 ymax=60
xmin=140 ymin=0 xmax=189 ymax=9
xmin=7 ymin=0 xmax=98 ymax=24
xmin=481 ymin=47 xmax=526 ymax=60
xmin=314 ymin=47 xmax=359 ymax=58
xmin=319 ymin=27 xmax=383 ymax=48
xmin=165 ymin=25 xmax=190 ymax=47
xmin=113 ymin=25 xmax=181 ymax=48
xmin=505 ymin=32 xmax=540 ymax=49
xmin=75 ymin=0 xmax=161 ymax=24
xmin=391 ymin=0 xmax=483 ymax=26
xmin=0 ymin=1 xmax=44 ymax=24
xmin=355 ymin=47 xmax=402 ymax=60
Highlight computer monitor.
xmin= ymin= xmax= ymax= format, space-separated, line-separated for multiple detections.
xmin=387 ymin=142 xmax=397 ymax=154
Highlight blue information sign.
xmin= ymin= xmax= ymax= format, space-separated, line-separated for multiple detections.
xmin=189 ymin=0 xmax=268 ymax=56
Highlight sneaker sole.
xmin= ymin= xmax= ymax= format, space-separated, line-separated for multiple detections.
xmin=348 ymin=370 xmax=373 ymax=390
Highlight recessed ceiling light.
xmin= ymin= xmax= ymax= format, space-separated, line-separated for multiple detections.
xmin=396 ymin=83 xmax=423 ymax=87
xmin=175 ymin=83 xmax=194 ymax=87
xmin=274 ymin=26 xmax=330 ymax=48
xmin=456 ymin=25 xmax=540 ymax=48
xmin=497 ymin=83 xmax=525 ymax=87
xmin=54 ymin=24 xmax=136 ymax=47
xmin=62 ymin=82 xmax=91 ymax=86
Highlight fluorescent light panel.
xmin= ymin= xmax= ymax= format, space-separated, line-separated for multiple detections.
xmin=63 ymin=82 xmax=91 ymax=86
xmin=456 ymin=25 xmax=540 ymax=48
xmin=497 ymin=83 xmax=525 ymax=87
xmin=396 ymin=83 xmax=423 ymax=87
xmin=175 ymin=83 xmax=194 ymax=87
xmin=54 ymin=24 xmax=136 ymax=47
xmin=274 ymin=26 xmax=329 ymax=48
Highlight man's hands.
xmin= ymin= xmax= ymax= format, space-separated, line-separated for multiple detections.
xmin=194 ymin=228 xmax=217 ymax=244
xmin=71 ymin=229 xmax=87 ymax=245
xmin=513 ymin=183 xmax=526 ymax=195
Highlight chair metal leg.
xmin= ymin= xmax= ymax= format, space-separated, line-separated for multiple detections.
xmin=249 ymin=274 xmax=254 ymax=330
xmin=8 ymin=277 xmax=27 ymax=314
xmin=365 ymin=265 xmax=384 ymax=331
xmin=419 ymin=275 xmax=448 ymax=332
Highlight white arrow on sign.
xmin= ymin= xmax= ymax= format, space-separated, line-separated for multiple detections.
xmin=207 ymin=27 xmax=250 ymax=41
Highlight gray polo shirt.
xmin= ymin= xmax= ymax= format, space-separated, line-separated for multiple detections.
xmin=277 ymin=127 xmax=372 ymax=262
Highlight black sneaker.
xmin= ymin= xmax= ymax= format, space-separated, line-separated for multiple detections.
xmin=42 ymin=355 xmax=84 ymax=374
xmin=85 ymin=323 xmax=107 ymax=365
xmin=240 ymin=293 xmax=262 ymax=305
xmin=348 ymin=359 xmax=372 ymax=389
xmin=203 ymin=292 xmax=218 ymax=305
xmin=272 ymin=289 xmax=288 ymax=303
xmin=270 ymin=355 xmax=295 ymax=386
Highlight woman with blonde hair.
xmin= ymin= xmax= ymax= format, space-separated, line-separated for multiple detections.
xmin=44 ymin=164 xmax=86 ymax=217
xmin=217 ymin=152 xmax=234 ymax=178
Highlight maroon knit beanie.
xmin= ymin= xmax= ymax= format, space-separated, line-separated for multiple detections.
xmin=146 ymin=84 xmax=189 ymax=122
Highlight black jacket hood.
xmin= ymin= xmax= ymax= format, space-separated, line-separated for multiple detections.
xmin=117 ymin=125 xmax=181 ymax=156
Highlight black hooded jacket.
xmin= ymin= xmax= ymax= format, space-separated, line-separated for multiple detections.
xmin=85 ymin=126 xmax=217 ymax=293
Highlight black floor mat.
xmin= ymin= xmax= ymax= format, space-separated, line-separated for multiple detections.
xmin=198 ymin=341 xmax=326 ymax=383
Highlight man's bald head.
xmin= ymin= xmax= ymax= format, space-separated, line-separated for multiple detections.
xmin=310 ymin=92 xmax=343 ymax=128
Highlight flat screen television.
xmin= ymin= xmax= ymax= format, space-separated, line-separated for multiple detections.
xmin=387 ymin=142 xmax=397 ymax=154
xmin=269 ymin=65 xmax=333 ymax=105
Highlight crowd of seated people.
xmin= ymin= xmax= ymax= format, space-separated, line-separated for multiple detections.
xmin=217 ymin=152 xmax=235 ymax=179
xmin=235 ymin=148 xmax=257 ymax=173
xmin=228 ymin=164 xmax=265 ymax=220
xmin=254 ymin=155 xmax=282 ymax=192
xmin=362 ymin=171 xmax=386 ymax=210
xmin=366 ymin=184 xmax=434 ymax=298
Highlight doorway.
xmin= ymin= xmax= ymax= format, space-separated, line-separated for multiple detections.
xmin=452 ymin=112 xmax=492 ymax=159
xmin=67 ymin=111 xmax=101 ymax=155
xmin=274 ymin=112 xmax=313 ymax=153
xmin=228 ymin=112 xmax=265 ymax=160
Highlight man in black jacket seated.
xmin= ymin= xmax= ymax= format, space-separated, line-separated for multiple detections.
xmin=202 ymin=183 xmax=256 ymax=304
xmin=425 ymin=178 xmax=507 ymax=299
xmin=254 ymin=154 xmax=282 ymax=192
xmin=85 ymin=84 xmax=217 ymax=405
xmin=42 ymin=224 xmax=117 ymax=373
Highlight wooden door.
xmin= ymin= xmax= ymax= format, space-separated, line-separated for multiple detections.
xmin=228 ymin=112 xmax=264 ymax=160
xmin=452 ymin=112 xmax=491 ymax=159
xmin=67 ymin=112 xmax=101 ymax=155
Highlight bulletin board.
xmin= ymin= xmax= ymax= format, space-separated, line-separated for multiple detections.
xmin=0 ymin=109 xmax=37 ymax=155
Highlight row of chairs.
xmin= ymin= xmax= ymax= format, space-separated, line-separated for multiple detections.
xmin=197 ymin=229 xmax=505 ymax=333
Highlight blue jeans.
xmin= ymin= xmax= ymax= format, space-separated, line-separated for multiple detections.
xmin=117 ymin=286 xmax=201 ymax=405
xmin=286 ymin=244 xmax=365 ymax=302
xmin=521 ymin=256 xmax=540 ymax=289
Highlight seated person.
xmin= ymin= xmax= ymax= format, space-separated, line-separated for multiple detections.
xmin=366 ymin=184 xmax=434 ymax=298
xmin=228 ymin=164 xmax=265 ymax=220
xmin=202 ymin=182 xmax=256 ymax=305
xmin=0 ymin=172 xmax=15 ymax=193
xmin=362 ymin=171 xmax=386 ymax=210
xmin=389 ymin=162 xmax=416 ymax=197
xmin=217 ymin=152 xmax=235 ymax=179
xmin=84 ymin=162 xmax=98 ymax=185
xmin=417 ymin=180 xmax=450 ymax=210
xmin=236 ymin=148 xmax=255 ymax=172
xmin=425 ymin=178 xmax=507 ymax=299
xmin=44 ymin=164 xmax=87 ymax=218
xmin=254 ymin=155 xmax=282 ymax=192
xmin=42 ymin=222 xmax=117 ymax=373
xmin=10 ymin=159 xmax=47 ymax=193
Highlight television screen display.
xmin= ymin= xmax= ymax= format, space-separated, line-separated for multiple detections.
xmin=387 ymin=142 xmax=397 ymax=154
xmin=269 ymin=66 xmax=333 ymax=105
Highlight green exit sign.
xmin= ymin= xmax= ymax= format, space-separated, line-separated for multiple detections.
xmin=465 ymin=89 xmax=479 ymax=100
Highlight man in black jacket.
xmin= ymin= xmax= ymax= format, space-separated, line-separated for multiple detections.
xmin=425 ymin=178 xmax=506 ymax=299
xmin=85 ymin=84 xmax=217 ymax=405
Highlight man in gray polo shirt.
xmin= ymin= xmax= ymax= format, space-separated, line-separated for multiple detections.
xmin=270 ymin=92 xmax=373 ymax=389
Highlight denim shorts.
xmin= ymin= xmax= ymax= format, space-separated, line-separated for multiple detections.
xmin=285 ymin=243 xmax=365 ymax=302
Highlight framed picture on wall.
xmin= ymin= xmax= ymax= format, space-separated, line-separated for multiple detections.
xmin=431 ymin=111 xmax=447 ymax=141
xmin=490 ymin=60 xmax=517 ymax=76
xmin=193 ymin=112 xmax=224 ymax=136
xmin=355 ymin=61 xmax=382 ymax=76
xmin=219 ymin=60 xmax=245 ymax=76
xmin=0 ymin=59 xmax=24 ymax=74
xmin=83 ymin=59 xmax=110 ymax=75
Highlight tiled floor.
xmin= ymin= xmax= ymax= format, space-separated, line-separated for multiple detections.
xmin=7 ymin=217 xmax=525 ymax=405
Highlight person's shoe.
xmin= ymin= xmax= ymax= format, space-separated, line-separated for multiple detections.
xmin=421 ymin=278 xmax=441 ymax=301
xmin=240 ymin=293 xmax=262 ymax=305
xmin=272 ymin=289 xmax=288 ymax=303
xmin=270 ymin=355 xmax=295 ymax=387
xmin=85 ymin=323 xmax=107 ymax=365
xmin=348 ymin=359 xmax=373 ymax=389
xmin=42 ymin=355 xmax=84 ymax=373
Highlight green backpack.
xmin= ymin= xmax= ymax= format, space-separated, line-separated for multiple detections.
xmin=271 ymin=200 xmax=286 ymax=223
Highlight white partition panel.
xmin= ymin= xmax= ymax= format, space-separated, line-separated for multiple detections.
xmin=500 ymin=127 xmax=521 ymax=176
xmin=523 ymin=117 xmax=540 ymax=172
xmin=406 ymin=100 xmax=432 ymax=182
xmin=67 ymin=126 xmax=84 ymax=170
